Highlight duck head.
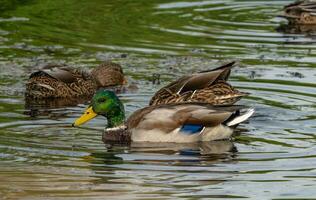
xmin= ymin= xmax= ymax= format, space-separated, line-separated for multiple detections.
xmin=91 ymin=62 xmax=127 ymax=87
xmin=73 ymin=90 xmax=125 ymax=128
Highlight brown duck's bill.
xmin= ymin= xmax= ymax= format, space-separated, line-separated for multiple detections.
xmin=73 ymin=106 xmax=97 ymax=126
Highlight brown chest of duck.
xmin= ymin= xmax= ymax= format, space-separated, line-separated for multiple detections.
xmin=281 ymin=0 xmax=316 ymax=25
xmin=25 ymin=62 xmax=126 ymax=99
xmin=149 ymin=61 xmax=249 ymax=106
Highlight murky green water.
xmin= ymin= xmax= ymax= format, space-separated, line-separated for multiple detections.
xmin=0 ymin=0 xmax=315 ymax=199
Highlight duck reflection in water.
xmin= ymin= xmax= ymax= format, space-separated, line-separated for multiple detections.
xmin=130 ymin=141 xmax=237 ymax=160
xmin=87 ymin=140 xmax=237 ymax=168
xmin=81 ymin=141 xmax=237 ymax=189
xmin=24 ymin=96 xmax=92 ymax=118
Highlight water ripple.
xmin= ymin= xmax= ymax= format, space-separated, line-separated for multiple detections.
xmin=0 ymin=0 xmax=315 ymax=199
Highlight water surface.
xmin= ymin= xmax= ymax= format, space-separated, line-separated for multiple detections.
xmin=0 ymin=0 xmax=316 ymax=199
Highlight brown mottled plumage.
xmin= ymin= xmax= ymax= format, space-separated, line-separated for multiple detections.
xmin=25 ymin=62 xmax=125 ymax=99
xmin=149 ymin=61 xmax=248 ymax=106
xmin=276 ymin=23 xmax=316 ymax=34
xmin=281 ymin=0 xmax=316 ymax=25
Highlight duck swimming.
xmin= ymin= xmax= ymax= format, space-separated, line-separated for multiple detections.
xmin=25 ymin=61 xmax=126 ymax=99
xmin=149 ymin=61 xmax=248 ymax=106
xmin=281 ymin=0 xmax=316 ymax=25
xmin=73 ymin=90 xmax=254 ymax=144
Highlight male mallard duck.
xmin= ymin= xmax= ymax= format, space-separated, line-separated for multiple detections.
xmin=149 ymin=61 xmax=248 ymax=106
xmin=281 ymin=0 xmax=316 ymax=25
xmin=25 ymin=61 xmax=126 ymax=99
xmin=73 ymin=90 xmax=254 ymax=143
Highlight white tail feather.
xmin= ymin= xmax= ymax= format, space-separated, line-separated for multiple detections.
xmin=226 ymin=108 xmax=255 ymax=126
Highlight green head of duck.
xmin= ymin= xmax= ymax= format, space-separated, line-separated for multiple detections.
xmin=73 ymin=90 xmax=125 ymax=128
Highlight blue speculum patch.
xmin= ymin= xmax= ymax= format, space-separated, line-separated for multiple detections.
xmin=180 ymin=124 xmax=204 ymax=135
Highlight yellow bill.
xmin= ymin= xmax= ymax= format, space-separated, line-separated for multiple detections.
xmin=73 ymin=106 xmax=97 ymax=126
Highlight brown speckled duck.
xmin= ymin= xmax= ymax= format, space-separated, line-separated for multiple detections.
xmin=281 ymin=0 xmax=316 ymax=24
xmin=149 ymin=61 xmax=248 ymax=106
xmin=25 ymin=62 xmax=126 ymax=99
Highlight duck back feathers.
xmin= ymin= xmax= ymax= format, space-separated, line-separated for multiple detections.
xmin=25 ymin=62 xmax=125 ymax=99
xmin=149 ymin=62 xmax=248 ymax=106
xmin=282 ymin=0 xmax=316 ymax=24
xmin=26 ymin=65 xmax=96 ymax=99
xmin=119 ymin=103 xmax=254 ymax=143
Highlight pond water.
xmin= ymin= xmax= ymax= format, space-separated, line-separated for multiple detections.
xmin=0 ymin=0 xmax=316 ymax=199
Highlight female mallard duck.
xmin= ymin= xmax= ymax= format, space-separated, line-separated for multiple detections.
xmin=149 ymin=61 xmax=248 ymax=106
xmin=73 ymin=90 xmax=254 ymax=143
xmin=25 ymin=61 xmax=126 ymax=99
xmin=281 ymin=0 xmax=316 ymax=25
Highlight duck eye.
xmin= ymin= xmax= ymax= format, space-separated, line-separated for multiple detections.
xmin=98 ymin=98 xmax=106 ymax=103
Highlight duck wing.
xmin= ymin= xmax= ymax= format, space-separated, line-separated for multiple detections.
xmin=30 ymin=64 xmax=91 ymax=84
xmin=149 ymin=61 xmax=236 ymax=105
xmin=283 ymin=0 xmax=316 ymax=18
xmin=127 ymin=103 xmax=252 ymax=133
xmin=29 ymin=65 xmax=76 ymax=84
xmin=26 ymin=64 xmax=96 ymax=99
xmin=298 ymin=1 xmax=316 ymax=15
xmin=179 ymin=61 xmax=235 ymax=94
